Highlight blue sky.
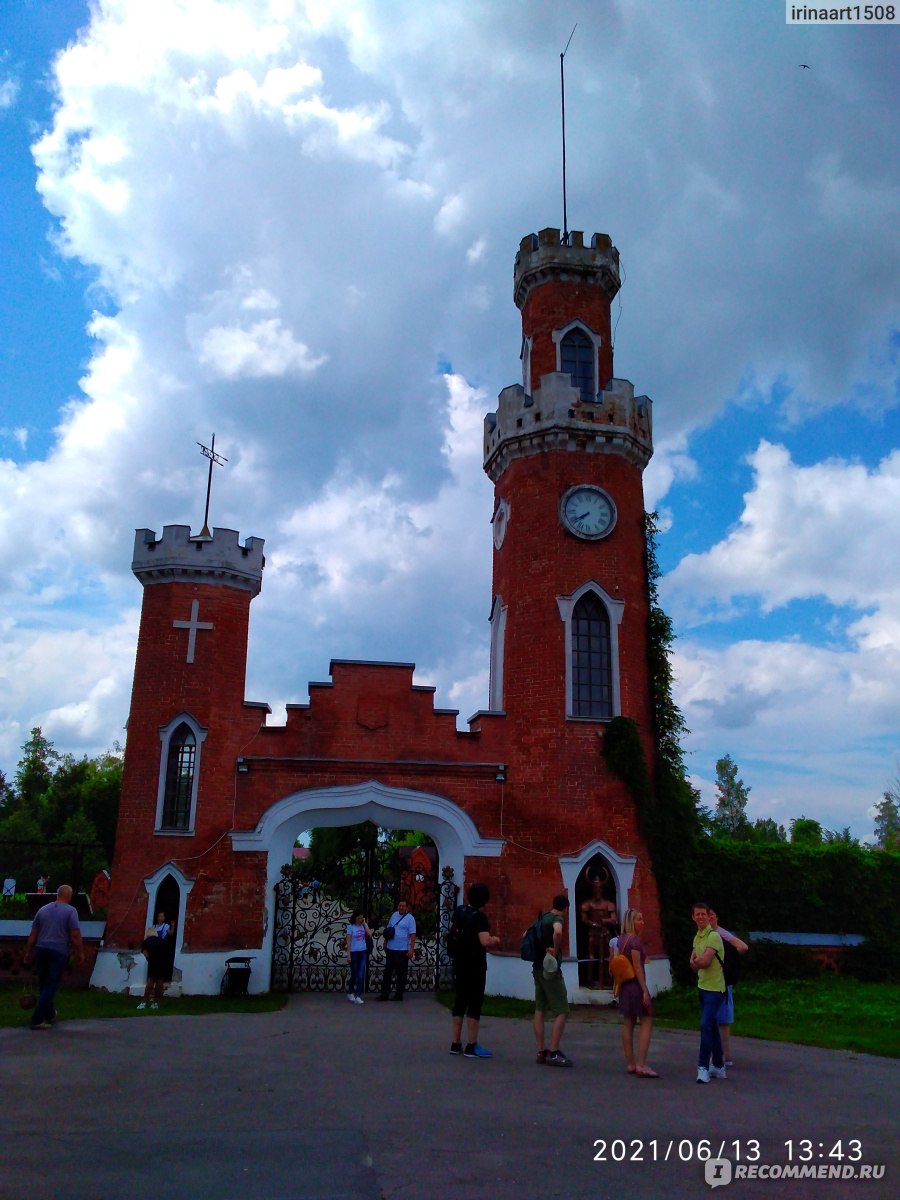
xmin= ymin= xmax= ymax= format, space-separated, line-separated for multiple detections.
xmin=0 ymin=0 xmax=897 ymax=841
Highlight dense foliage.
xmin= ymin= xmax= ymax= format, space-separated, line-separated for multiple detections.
xmin=603 ymin=517 xmax=900 ymax=983
xmin=0 ymin=728 xmax=121 ymax=896
xmin=291 ymin=822 xmax=439 ymax=934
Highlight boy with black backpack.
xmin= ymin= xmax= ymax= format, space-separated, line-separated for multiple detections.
xmin=448 ymin=883 xmax=500 ymax=1059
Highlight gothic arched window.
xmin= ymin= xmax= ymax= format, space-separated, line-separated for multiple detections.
xmin=571 ymin=592 xmax=612 ymax=718
xmin=161 ymin=723 xmax=196 ymax=830
xmin=560 ymin=327 xmax=595 ymax=402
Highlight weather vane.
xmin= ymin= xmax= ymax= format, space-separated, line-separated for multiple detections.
xmin=196 ymin=434 xmax=227 ymax=539
xmin=560 ymin=23 xmax=577 ymax=245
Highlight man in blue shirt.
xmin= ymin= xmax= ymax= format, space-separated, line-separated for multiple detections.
xmin=23 ymin=884 xmax=84 ymax=1030
xmin=378 ymin=899 xmax=417 ymax=1001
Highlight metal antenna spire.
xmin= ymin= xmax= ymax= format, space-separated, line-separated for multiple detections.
xmin=196 ymin=434 xmax=228 ymax=539
xmin=560 ymin=23 xmax=577 ymax=245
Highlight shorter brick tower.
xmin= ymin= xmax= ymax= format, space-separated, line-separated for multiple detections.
xmin=103 ymin=526 xmax=267 ymax=982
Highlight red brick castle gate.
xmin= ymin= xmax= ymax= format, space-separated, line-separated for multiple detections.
xmin=94 ymin=224 xmax=668 ymax=1000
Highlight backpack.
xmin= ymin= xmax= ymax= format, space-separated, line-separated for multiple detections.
xmin=447 ymin=905 xmax=474 ymax=961
xmin=520 ymin=913 xmax=548 ymax=963
xmin=609 ymin=937 xmax=636 ymax=995
xmin=723 ymin=939 xmax=741 ymax=987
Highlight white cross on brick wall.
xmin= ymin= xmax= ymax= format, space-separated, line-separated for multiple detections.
xmin=173 ymin=599 xmax=214 ymax=664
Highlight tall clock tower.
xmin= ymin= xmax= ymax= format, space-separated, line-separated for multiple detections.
xmin=481 ymin=226 xmax=659 ymax=961
xmin=485 ymin=225 xmax=653 ymax=733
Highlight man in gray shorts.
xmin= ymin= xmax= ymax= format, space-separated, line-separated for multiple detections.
xmin=533 ymin=894 xmax=573 ymax=1067
xmin=23 ymin=884 xmax=84 ymax=1030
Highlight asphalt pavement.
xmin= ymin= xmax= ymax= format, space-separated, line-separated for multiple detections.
xmin=1 ymin=990 xmax=896 ymax=1200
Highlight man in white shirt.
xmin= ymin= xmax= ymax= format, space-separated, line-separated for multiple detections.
xmin=378 ymin=899 xmax=417 ymax=1001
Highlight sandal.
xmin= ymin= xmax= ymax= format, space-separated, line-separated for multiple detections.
xmin=626 ymin=1064 xmax=637 ymax=1074
xmin=635 ymin=1066 xmax=660 ymax=1078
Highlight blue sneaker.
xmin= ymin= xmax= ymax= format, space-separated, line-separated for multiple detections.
xmin=463 ymin=1043 xmax=493 ymax=1059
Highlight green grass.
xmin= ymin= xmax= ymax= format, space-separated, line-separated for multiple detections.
xmin=437 ymin=990 xmax=535 ymax=1020
xmin=651 ymin=978 xmax=900 ymax=1058
xmin=438 ymin=978 xmax=900 ymax=1058
xmin=6 ymin=978 xmax=896 ymax=1057
xmin=0 ymin=983 xmax=286 ymax=1027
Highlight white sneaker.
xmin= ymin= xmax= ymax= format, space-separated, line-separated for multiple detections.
xmin=709 ymin=1064 xmax=727 ymax=1079
xmin=347 ymin=993 xmax=356 ymax=1002
xmin=150 ymin=1002 xmax=158 ymax=1010
xmin=696 ymin=1066 xmax=710 ymax=1084
xmin=354 ymin=996 xmax=365 ymax=1004
xmin=137 ymin=1002 xmax=147 ymax=1010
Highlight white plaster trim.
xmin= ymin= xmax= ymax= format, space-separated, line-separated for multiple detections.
xmin=155 ymin=712 xmax=208 ymax=833
xmin=552 ymin=320 xmax=602 ymax=398
xmin=88 ymin=944 xmax=670 ymax=1001
xmin=90 ymin=947 xmax=258 ymax=996
xmin=559 ymin=838 xmax=637 ymax=960
xmin=142 ymin=862 xmax=195 ymax=957
xmin=488 ymin=595 xmax=508 ymax=710
xmin=482 ymin=951 xmax=670 ymax=1002
xmin=557 ymin=581 xmax=625 ymax=719
xmin=520 ymin=335 xmax=533 ymax=394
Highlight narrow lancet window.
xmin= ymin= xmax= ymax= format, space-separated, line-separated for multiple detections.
xmin=571 ymin=593 xmax=612 ymax=718
xmin=161 ymin=724 xmax=196 ymax=830
xmin=561 ymin=327 xmax=595 ymax=402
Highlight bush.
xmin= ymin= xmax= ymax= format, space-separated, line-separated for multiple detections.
xmin=0 ymin=894 xmax=31 ymax=920
xmin=742 ymin=939 xmax=824 ymax=980
xmin=841 ymin=937 xmax=900 ymax=983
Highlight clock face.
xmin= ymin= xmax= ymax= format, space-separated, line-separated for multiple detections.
xmin=560 ymin=485 xmax=617 ymax=540
xmin=492 ymin=498 xmax=510 ymax=549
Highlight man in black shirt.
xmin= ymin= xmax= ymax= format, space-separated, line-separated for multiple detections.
xmin=449 ymin=883 xmax=500 ymax=1059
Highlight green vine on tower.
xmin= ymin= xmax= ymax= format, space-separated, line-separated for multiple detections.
xmin=603 ymin=512 xmax=703 ymax=977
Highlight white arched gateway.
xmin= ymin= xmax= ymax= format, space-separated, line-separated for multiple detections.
xmin=232 ymin=779 xmax=506 ymax=994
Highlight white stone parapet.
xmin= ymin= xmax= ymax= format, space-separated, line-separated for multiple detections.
xmin=483 ymin=373 xmax=653 ymax=481
xmin=132 ymin=525 xmax=265 ymax=595
xmin=514 ymin=227 xmax=621 ymax=308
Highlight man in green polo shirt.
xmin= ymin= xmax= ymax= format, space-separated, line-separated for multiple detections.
xmin=689 ymin=901 xmax=727 ymax=1085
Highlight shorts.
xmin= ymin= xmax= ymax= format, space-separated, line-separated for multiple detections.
xmin=533 ymin=968 xmax=569 ymax=1017
xmin=717 ymin=984 xmax=734 ymax=1025
xmin=452 ymin=965 xmax=487 ymax=1020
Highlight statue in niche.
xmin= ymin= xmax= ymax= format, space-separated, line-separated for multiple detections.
xmin=579 ymin=866 xmax=618 ymax=989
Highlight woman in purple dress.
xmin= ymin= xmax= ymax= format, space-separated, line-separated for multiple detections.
xmin=617 ymin=908 xmax=658 ymax=1078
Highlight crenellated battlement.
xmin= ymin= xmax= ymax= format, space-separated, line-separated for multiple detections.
xmin=514 ymin=227 xmax=621 ymax=310
xmin=483 ymin=373 xmax=653 ymax=481
xmin=132 ymin=524 xmax=265 ymax=595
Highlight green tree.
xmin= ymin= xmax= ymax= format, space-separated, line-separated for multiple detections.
xmin=822 ymin=825 xmax=858 ymax=847
xmin=873 ymin=785 xmax=900 ymax=851
xmin=749 ymin=817 xmax=787 ymax=843
xmin=712 ymin=754 xmax=752 ymax=839
xmin=0 ymin=731 xmax=122 ymax=892
xmin=13 ymin=727 xmax=59 ymax=820
xmin=48 ymin=748 xmax=123 ymax=858
xmin=0 ymin=769 xmax=13 ymax=812
xmin=790 ymin=816 xmax=823 ymax=846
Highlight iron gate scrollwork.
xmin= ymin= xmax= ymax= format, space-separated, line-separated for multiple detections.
xmin=271 ymin=851 xmax=458 ymax=993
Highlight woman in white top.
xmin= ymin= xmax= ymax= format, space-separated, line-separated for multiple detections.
xmin=345 ymin=910 xmax=372 ymax=1004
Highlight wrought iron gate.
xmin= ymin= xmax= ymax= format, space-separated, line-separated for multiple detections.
xmin=271 ymin=853 xmax=458 ymax=994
